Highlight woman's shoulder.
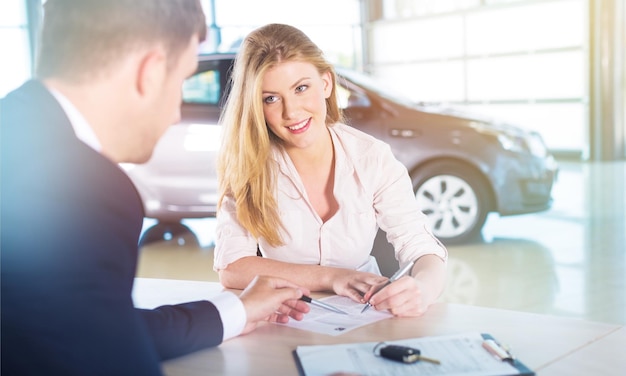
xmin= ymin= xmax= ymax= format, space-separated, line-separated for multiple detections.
xmin=330 ymin=123 xmax=405 ymax=190
xmin=330 ymin=122 xmax=388 ymax=150
xmin=330 ymin=122 xmax=391 ymax=157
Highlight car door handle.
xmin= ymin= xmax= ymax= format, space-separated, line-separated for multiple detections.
xmin=390 ymin=129 xmax=417 ymax=138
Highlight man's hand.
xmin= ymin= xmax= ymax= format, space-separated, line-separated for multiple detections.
xmin=238 ymin=275 xmax=311 ymax=334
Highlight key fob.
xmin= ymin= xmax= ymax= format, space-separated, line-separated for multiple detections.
xmin=379 ymin=345 xmax=421 ymax=364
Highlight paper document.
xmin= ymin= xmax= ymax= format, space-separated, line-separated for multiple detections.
xmin=277 ymin=295 xmax=392 ymax=336
xmin=295 ymin=332 xmax=529 ymax=376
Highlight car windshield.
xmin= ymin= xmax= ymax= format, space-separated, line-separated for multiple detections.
xmin=336 ymin=67 xmax=419 ymax=108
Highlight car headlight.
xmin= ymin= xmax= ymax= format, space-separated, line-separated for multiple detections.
xmin=471 ymin=121 xmax=547 ymax=157
xmin=497 ymin=133 xmax=529 ymax=154
xmin=525 ymin=131 xmax=549 ymax=157
xmin=497 ymin=132 xmax=549 ymax=157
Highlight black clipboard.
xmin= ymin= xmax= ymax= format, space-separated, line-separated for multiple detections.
xmin=293 ymin=349 xmax=307 ymax=376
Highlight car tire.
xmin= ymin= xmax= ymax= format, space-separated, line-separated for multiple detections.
xmin=139 ymin=221 xmax=199 ymax=248
xmin=411 ymin=161 xmax=491 ymax=244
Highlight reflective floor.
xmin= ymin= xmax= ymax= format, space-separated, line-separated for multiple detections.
xmin=137 ymin=160 xmax=626 ymax=325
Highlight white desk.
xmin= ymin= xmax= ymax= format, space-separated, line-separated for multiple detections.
xmin=133 ymin=278 xmax=624 ymax=375
xmin=538 ymin=326 xmax=625 ymax=375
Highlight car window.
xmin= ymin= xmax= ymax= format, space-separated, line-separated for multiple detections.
xmin=337 ymin=68 xmax=414 ymax=108
xmin=336 ymin=85 xmax=350 ymax=109
xmin=337 ymin=82 xmax=371 ymax=109
xmin=182 ymin=70 xmax=220 ymax=105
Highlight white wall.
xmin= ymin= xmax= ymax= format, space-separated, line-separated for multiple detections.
xmin=0 ymin=0 xmax=31 ymax=97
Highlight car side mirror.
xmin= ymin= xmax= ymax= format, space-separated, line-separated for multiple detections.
xmin=347 ymin=91 xmax=371 ymax=108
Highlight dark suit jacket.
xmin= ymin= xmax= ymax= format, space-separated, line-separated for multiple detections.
xmin=1 ymin=81 xmax=224 ymax=375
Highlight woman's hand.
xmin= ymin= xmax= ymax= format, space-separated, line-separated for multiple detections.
xmin=329 ymin=269 xmax=388 ymax=304
xmin=362 ymin=255 xmax=447 ymax=317
xmin=362 ymin=276 xmax=428 ymax=317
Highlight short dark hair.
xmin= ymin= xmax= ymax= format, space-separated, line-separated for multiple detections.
xmin=36 ymin=0 xmax=207 ymax=81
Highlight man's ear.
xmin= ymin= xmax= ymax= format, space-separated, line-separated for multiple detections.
xmin=135 ymin=48 xmax=167 ymax=98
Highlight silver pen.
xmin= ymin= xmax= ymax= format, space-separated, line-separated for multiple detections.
xmin=300 ymin=295 xmax=349 ymax=315
xmin=361 ymin=260 xmax=416 ymax=313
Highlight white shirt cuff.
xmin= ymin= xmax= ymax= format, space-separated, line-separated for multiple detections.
xmin=211 ymin=291 xmax=246 ymax=341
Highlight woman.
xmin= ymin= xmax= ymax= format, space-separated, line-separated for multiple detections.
xmin=215 ymin=23 xmax=447 ymax=317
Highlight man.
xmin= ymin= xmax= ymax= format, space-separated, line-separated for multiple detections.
xmin=0 ymin=1 xmax=309 ymax=375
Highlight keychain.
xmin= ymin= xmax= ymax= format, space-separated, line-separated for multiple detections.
xmin=373 ymin=342 xmax=441 ymax=365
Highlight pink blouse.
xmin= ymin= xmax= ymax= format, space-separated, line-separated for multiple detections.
xmin=214 ymin=123 xmax=447 ymax=274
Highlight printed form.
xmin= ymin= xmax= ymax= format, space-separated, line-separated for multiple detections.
xmin=277 ymin=295 xmax=392 ymax=336
xmin=295 ymin=332 xmax=524 ymax=376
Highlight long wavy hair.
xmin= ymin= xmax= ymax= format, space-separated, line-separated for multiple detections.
xmin=217 ymin=23 xmax=343 ymax=247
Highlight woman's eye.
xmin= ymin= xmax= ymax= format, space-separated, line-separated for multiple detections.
xmin=264 ymin=95 xmax=278 ymax=104
xmin=295 ymin=85 xmax=308 ymax=93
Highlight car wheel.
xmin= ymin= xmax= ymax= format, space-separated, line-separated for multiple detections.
xmin=411 ymin=161 xmax=491 ymax=244
xmin=139 ymin=221 xmax=199 ymax=248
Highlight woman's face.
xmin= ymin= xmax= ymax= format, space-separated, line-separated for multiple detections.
xmin=261 ymin=60 xmax=332 ymax=151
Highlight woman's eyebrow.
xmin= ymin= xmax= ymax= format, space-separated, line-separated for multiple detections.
xmin=262 ymin=77 xmax=312 ymax=95
xmin=290 ymin=77 xmax=311 ymax=90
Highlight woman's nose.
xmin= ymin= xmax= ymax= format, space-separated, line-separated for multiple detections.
xmin=282 ymin=98 xmax=297 ymax=120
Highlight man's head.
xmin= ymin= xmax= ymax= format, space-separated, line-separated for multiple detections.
xmin=36 ymin=0 xmax=207 ymax=164
xmin=37 ymin=0 xmax=206 ymax=82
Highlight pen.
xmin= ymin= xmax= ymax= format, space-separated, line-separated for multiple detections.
xmin=482 ymin=339 xmax=514 ymax=362
xmin=361 ymin=260 xmax=416 ymax=313
xmin=299 ymin=295 xmax=349 ymax=315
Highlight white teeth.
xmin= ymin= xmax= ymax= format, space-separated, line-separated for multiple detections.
xmin=288 ymin=119 xmax=308 ymax=131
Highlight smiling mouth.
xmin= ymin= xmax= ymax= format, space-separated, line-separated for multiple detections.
xmin=287 ymin=118 xmax=310 ymax=132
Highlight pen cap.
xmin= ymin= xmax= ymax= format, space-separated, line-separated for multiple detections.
xmin=482 ymin=339 xmax=512 ymax=361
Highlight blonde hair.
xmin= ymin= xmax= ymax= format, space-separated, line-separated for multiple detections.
xmin=217 ymin=23 xmax=343 ymax=247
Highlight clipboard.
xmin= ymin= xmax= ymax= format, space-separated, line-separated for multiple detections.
xmin=293 ymin=332 xmax=535 ymax=376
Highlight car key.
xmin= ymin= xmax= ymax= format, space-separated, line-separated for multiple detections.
xmin=379 ymin=345 xmax=441 ymax=365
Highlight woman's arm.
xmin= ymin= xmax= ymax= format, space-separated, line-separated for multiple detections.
xmin=358 ymin=139 xmax=447 ymax=316
xmin=411 ymin=253 xmax=447 ymax=306
xmin=219 ymin=256 xmax=387 ymax=303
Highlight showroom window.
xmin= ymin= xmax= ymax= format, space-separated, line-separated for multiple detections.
xmin=0 ymin=0 xmax=32 ymax=97
xmin=183 ymin=70 xmax=221 ymax=105
xmin=207 ymin=0 xmax=363 ymax=69
xmin=368 ymin=0 xmax=587 ymax=155
xmin=2 ymin=0 xmax=363 ymax=97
